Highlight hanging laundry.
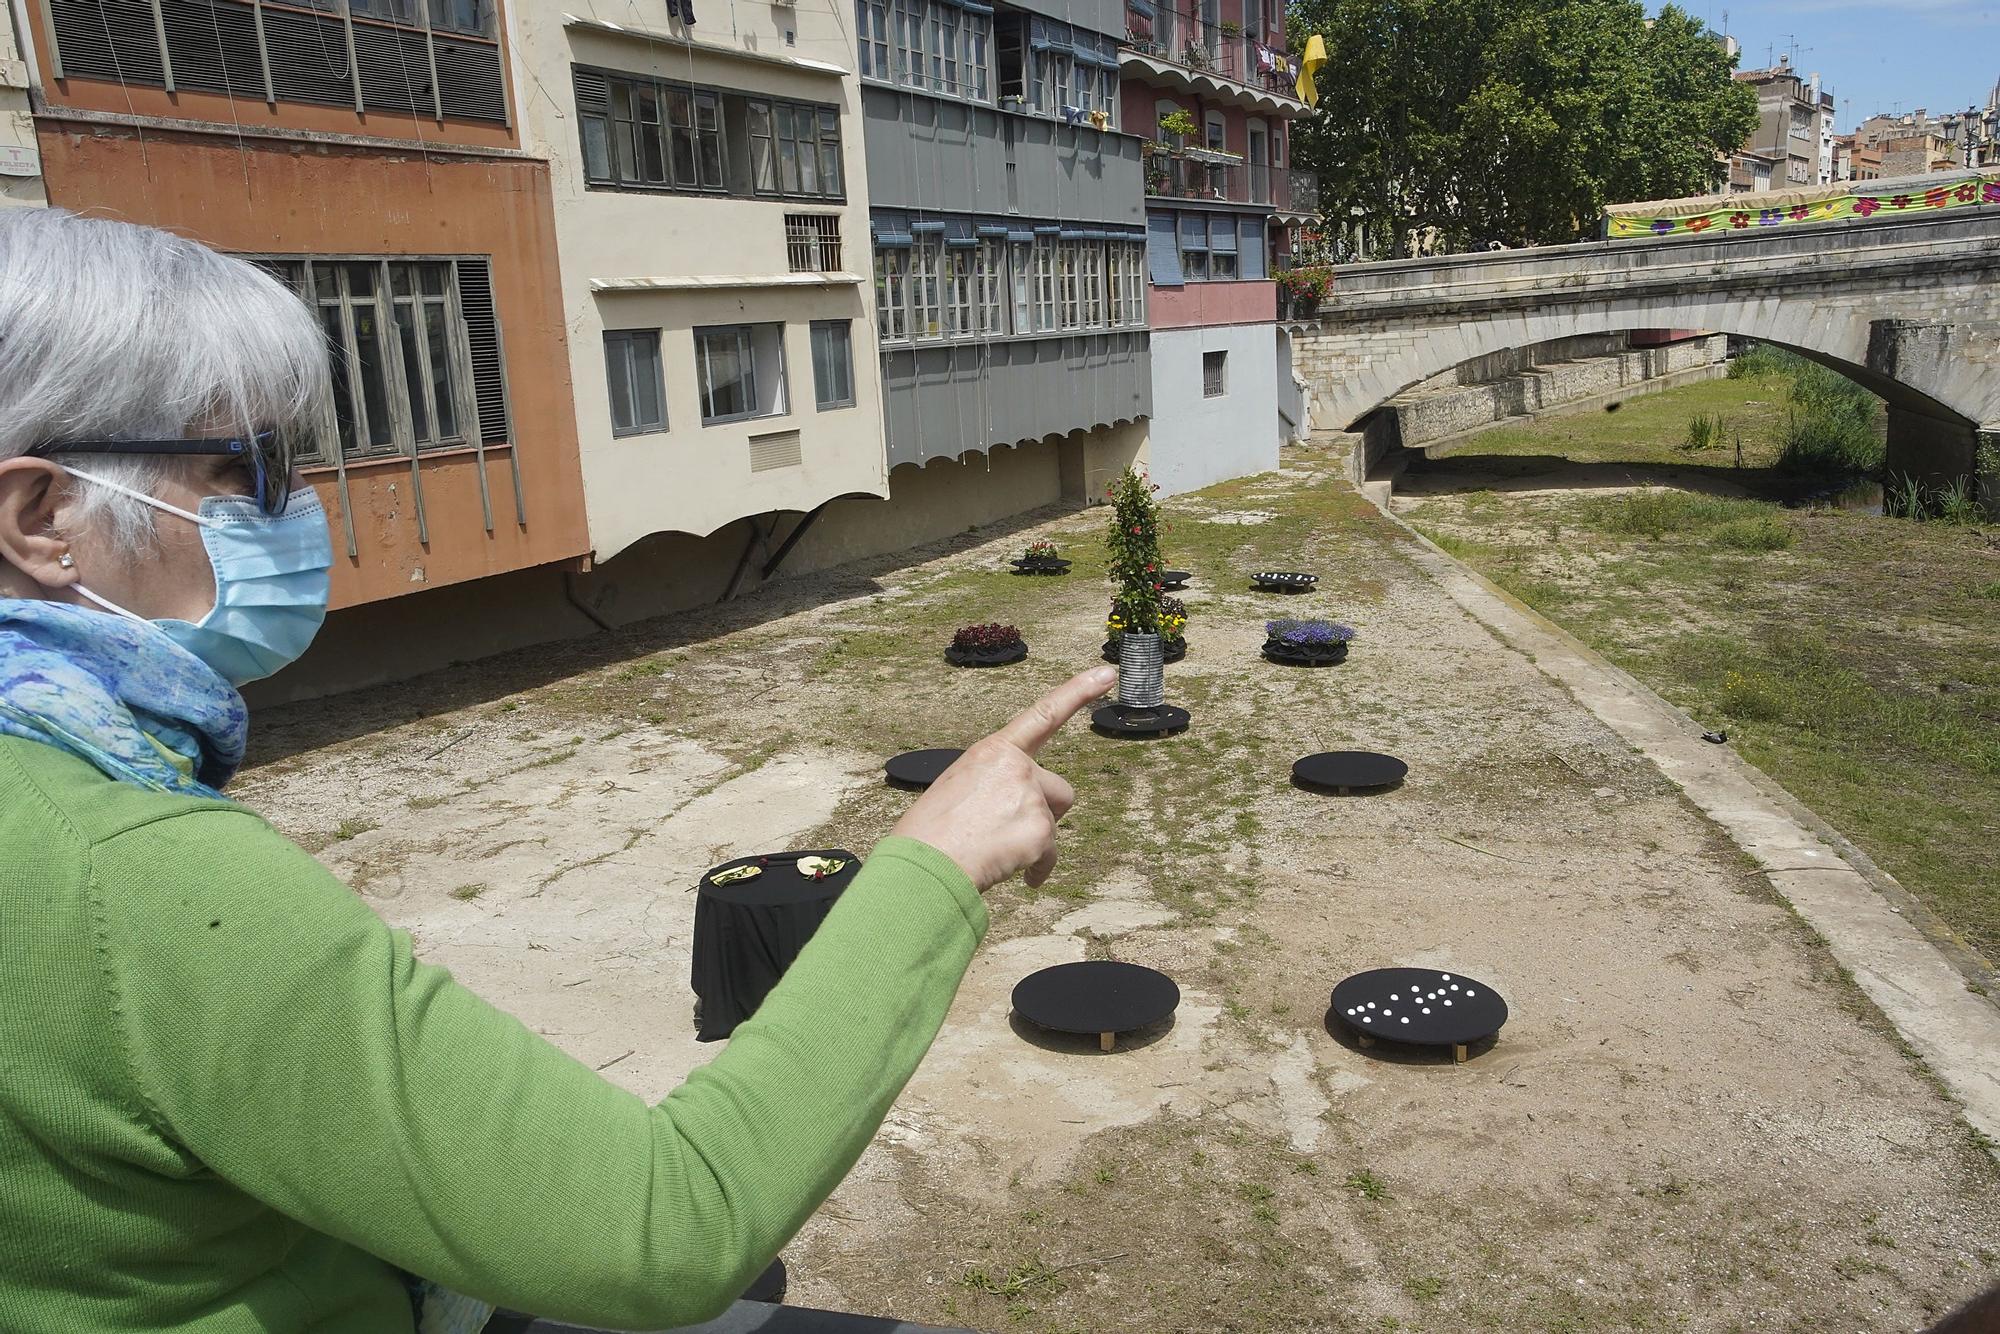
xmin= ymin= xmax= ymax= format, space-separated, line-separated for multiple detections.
xmin=1296 ymin=33 xmax=1325 ymax=106
xmin=667 ymin=0 xmax=696 ymax=24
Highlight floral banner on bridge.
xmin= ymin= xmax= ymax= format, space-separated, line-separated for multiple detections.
xmin=1604 ymin=171 xmax=2000 ymax=240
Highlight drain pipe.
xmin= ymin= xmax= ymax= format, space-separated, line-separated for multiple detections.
xmin=563 ymin=569 xmax=615 ymax=632
xmin=719 ymin=515 xmax=770 ymax=604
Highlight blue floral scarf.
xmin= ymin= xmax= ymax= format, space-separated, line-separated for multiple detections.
xmin=0 ymin=599 xmax=246 ymax=797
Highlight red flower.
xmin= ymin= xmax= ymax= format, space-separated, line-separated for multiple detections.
xmin=1730 ymin=212 xmax=1750 ymax=229
xmin=1145 ymin=563 xmax=1155 ymax=571
xmin=1854 ymin=197 xmax=1880 ymax=216
xmin=1789 ymin=205 xmax=1809 ymax=222
xmin=1131 ymin=526 xmax=1141 ymax=534
xmin=1686 ymin=215 xmax=1712 ymax=232
xmin=1891 ymin=194 xmax=1912 ymax=209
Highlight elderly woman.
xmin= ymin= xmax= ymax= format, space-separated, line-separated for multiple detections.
xmin=0 ymin=208 xmax=1114 ymax=1332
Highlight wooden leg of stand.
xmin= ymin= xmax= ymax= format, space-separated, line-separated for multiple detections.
xmin=1453 ymin=1043 xmax=1468 ymax=1063
xmin=1100 ymin=1032 xmax=1115 ymax=1052
xmin=1357 ymin=1034 xmax=1375 ymax=1048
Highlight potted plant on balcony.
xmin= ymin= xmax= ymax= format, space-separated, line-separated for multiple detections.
xmin=1158 ymin=108 xmax=1198 ymax=145
xmin=1104 ymin=468 xmax=1179 ymax=708
xmin=947 ymin=622 xmax=1027 ymax=667
xmin=1011 ymin=538 xmax=1071 ymax=575
xmin=1275 ymin=264 xmax=1332 ymax=319
xmin=1262 ymin=618 xmax=1355 ymax=666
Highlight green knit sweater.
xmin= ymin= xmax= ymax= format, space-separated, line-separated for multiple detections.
xmin=0 ymin=735 xmax=987 ymax=1331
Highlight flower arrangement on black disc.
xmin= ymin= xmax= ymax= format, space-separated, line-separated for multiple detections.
xmin=953 ymin=623 xmax=1022 ymax=652
xmin=1023 ymin=538 xmax=1062 ymax=563
xmin=1104 ymin=468 xmax=1183 ymax=637
xmin=1266 ymin=618 xmax=1355 ymax=647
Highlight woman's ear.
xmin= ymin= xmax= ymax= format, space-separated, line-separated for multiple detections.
xmin=0 ymin=458 xmax=81 ymax=593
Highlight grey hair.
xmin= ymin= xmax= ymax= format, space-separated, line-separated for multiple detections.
xmin=0 ymin=208 xmax=329 ymax=552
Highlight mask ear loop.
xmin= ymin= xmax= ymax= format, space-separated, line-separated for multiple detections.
xmin=60 ymin=465 xmax=214 ymax=528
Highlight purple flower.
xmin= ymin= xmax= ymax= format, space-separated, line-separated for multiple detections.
xmin=1266 ymin=619 xmax=1355 ymax=645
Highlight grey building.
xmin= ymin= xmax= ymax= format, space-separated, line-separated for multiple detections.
xmin=857 ymin=0 xmax=1152 ymax=470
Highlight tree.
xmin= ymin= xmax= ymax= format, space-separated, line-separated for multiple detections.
xmin=1287 ymin=0 xmax=1757 ymax=255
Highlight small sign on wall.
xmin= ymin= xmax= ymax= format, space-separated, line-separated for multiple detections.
xmin=0 ymin=142 xmax=41 ymax=179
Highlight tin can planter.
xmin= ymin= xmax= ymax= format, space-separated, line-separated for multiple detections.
xmin=1103 ymin=633 xmax=1185 ymax=665
xmin=1116 ymin=631 xmax=1167 ymax=709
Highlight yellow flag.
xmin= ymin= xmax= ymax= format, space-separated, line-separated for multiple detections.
xmin=1295 ymin=33 xmax=1326 ymax=107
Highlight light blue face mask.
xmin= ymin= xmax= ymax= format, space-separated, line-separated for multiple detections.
xmin=63 ymin=467 xmax=335 ymax=687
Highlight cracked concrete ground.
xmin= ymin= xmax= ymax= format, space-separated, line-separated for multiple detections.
xmin=238 ymin=451 xmax=2000 ymax=1333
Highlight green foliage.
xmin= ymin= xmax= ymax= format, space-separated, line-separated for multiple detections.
xmin=1157 ymin=108 xmax=1199 ymax=141
xmin=1287 ymin=0 xmax=1757 ymax=252
xmin=1886 ymin=473 xmax=1983 ymax=524
xmin=1581 ymin=489 xmax=1760 ymax=539
xmin=1343 ymin=1168 xmax=1389 ymax=1200
xmin=1778 ymin=359 xmax=1882 ymax=475
xmin=1104 ymin=468 xmax=1175 ymax=634
xmin=1727 ymin=343 xmax=1792 ymax=379
xmin=1681 ymin=412 xmax=1724 ymax=451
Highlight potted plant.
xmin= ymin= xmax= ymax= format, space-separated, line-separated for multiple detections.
xmin=1263 ymin=618 xmax=1355 ymax=665
xmin=1104 ymin=468 xmax=1179 ymax=707
xmin=947 ymin=622 xmax=1027 ymax=667
xmin=1158 ymin=108 xmax=1198 ymax=144
xmin=1104 ymin=594 xmax=1187 ymax=664
xmin=1275 ymin=265 xmax=1332 ymax=319
xmin=1218 ymin=18 xmax=1242 ymax=36
xmin=1012 ymin=538 xmax=1070 ymax=575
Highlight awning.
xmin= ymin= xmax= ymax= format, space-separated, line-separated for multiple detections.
xmin=873 ymin=231 xmax=913 ymax=248
xmin=975 ymin=223 xmax=1009 ymax=237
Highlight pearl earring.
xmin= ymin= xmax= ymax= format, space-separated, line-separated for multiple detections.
xmin=58 ymin=553 xmax=75 ymax=569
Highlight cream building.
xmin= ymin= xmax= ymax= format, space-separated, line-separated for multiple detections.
xmin=509 ymin=2 xmax=888 ymax=567
xmin=0 ymin=0 xmax=45 ymax=207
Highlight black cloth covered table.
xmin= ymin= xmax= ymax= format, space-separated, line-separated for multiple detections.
xmin=691 ymin=850 xmax=860 ymax=1042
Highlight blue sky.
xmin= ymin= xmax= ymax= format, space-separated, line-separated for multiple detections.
xmin=1655 ymin=0 xmax=1998 ymax=133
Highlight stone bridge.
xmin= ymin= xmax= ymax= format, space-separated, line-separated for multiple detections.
xmin=1292 ymin=212 xmax=2000 ymax=508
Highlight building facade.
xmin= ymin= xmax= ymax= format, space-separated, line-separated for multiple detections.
xmin=1733 ymin=57 xmax=1835 ymax=187
xmin=9 ymin=0 xmax=593 ymax=687
xmin=858 ymin=0 xmax=1152 ymax=509
xmin=1118 ymin=0 xmax=1311 ymax=494
xmin=0 ymin=1 xmax=42 ymax=206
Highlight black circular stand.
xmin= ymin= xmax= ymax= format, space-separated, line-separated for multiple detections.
xmin=884 ymin=748 xmax=963 ymax=790
xmin=1010 ymin=558 xmax=1072 ymax=576
xmin=1252 ymin=571 xmax=1318 ymax=593
xmin=1103 ymin=636 xmax=1186 ymax=665
xmin=945 ymin=640 xmax=1028 ymax=668
xmin=1292 ymin=751 xmax=1407 ymax=794
xmin=1158 ymin=569 xmax=1191 ymax=590
xmin=1013 ymin=960 xmax=1180 ymax=1052
xmin=1263 ymin=639 xmax=1349 ymax=667
xmin=1092 ymin=703 xmax=1190 ymax=738
xmin=1329 ymin=967 xmax=1507 ymax=1062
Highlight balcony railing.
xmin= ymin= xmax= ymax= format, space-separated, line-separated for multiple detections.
xmin=1145 ymin=143 xmax=1319 ymax=213
xmin=1123 ymin=2 xmax=1300 ymax=100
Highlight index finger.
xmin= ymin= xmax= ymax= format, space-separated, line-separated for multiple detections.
xmin=993 ymin=665 xmax=1118 ymax=757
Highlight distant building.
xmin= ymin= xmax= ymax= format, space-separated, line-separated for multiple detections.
xmin=1733 ymin=57 xmax=1835 ymax=187
xmin=0 ymin=2 xmax=41 ymax=206
xmin=1857 ymin=88 xmax=2000 ymax=173
xmin=1728 ymin=149 xmax=1778 ymax=195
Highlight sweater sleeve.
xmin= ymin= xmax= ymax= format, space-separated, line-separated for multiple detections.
xmin=87 ymin=815 xmax=986 ymax=1329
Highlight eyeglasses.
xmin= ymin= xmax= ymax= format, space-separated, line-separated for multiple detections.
xmin=27 ymin=430 xmax=293 ymax=516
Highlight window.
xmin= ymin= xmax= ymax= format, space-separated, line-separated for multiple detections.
xmin=1203 ymin=350 xmax=1227 ymax=398
xmin=976 ymin=238 xmax=1007 ymax=334
xmin=786 ymin=214 xmax=843 ymax=272
xmin=604 ymin=331 xmax=667 ymax=436
xmin=910 ymin=236 xmax=944 ymax=338
xmin=1032 ymin=237 xmax=1057 ymax=331
xmin=1057 ymin=241 xmax=1081 ymax=328
xmin=1205 ymin=111 xmax=1227 ymax=154
xmin=965 ymin=12 xmax=991 ymax=100
xmin=1009 ymin=241 xmax=1033 ymax=333
xmin=810 ymin=321 xmax=855 ymax=410
xmin=892 ymin=0 xmax=927 ymax=87
xmin=694 ymin=324 xmax=788 ymax=424
xmin=1079 ymin=242 xmax=1104 ymax=327
xmin=259 ymin=257 xmax=505 ymax=464
xmin=1180 ymin=213 xmax=1209 ymax=280
xmin=943 ymin=245 xmax=976 ymax=336
xmin=576 ymin=67 xmax=843 ymax=201
xmin=1124 ymin=241 xmax=1148 ymax=323
xmin=933 ymin=4 xmax=959 ymax=94
xmin=875 ymin=247 xmax=909 ymax=341
xmin=857 ymin=0 xmax=890 ymax=78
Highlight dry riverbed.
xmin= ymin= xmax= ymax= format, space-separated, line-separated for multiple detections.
xmin=239 ymin=450 xmax=2000 ymax=1333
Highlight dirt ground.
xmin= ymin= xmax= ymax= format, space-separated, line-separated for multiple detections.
xmin=237 ymin=450 xmax=2000 ymax=1333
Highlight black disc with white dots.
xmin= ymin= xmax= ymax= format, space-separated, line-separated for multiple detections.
xmin=1292 ymin=751 xmax=1407 ymax=793
xmin=884 ymin=748 xmax=963 ymax=790
xmin=1252 ymin=571 xmax=1318 ymax=593
xmin=1330 ymin=968 xmax=1507 ymax=1052
xmin=1013 ymin=960 xmax=1180 ymax=1051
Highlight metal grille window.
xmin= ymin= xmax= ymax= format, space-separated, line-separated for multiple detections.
xmin=47 ymin=0 xmax=504 ymax=122
xmin=604 ymin=330 xmax=667 ymax=436
xmin=786 ymin=215 xmax=842 ymax=272
xmin=695 ymin=323 xmax=788 ymax=425
xmin=576 ymin=66 xmax=840 ymax=201
xmin=258 ymin=256 xmax=504 ymax=465
xmin=810 ymin=320 xmax=855 ymax=410
xmin=975 ymin=238 xmax=1006 ymax=334
xmin=1203 ymin=350 xmax=1227 ymax=398
xmin=874 ymin=247 xmax=909 ymax=342
xmin=909 ymin=237 xmax=944 ymax=339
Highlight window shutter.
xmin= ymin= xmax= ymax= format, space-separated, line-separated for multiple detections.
xmin=572 ymin=67 xmax=609 ymax=114
xmin=1209 ymin=214 xmax=1238 ymax=252
xmin=454 ymin=259 xmax=512 ymax=444
xmin=47 ymin=0 xmax=167 ymax=84
xmin=263 ymin=7 xmax=357 ymax=106
xmin=1178 ymin=213 xmax=1207 ymax=251
xmin=352 ymin=21 xmax=432 ymax=116
xmin=435 ymin=38 xmax=507 ymax=122
xmin=1147 ymin=213 xmax=1182 ymax=286
xmin=1239 ymin=217 xmax=1266 ymax=280
xmin=161 ymin=0 xmax=263 ymax=97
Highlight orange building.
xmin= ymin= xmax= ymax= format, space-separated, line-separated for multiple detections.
xmin=16 ymin=1 xmax=589 ymax=620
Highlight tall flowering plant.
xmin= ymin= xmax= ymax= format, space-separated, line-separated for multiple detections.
xmin=1105 ymin=467 xmax=1177 ymax=636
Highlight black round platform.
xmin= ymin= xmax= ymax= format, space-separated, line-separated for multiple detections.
xmin=1010 ymin=557 xmax=1072 ymax=576
xmin=1103 ymin=636 xmax=1186 ymax=665
xmin=1292 ymin=750 xmax=1407 ymax=793
xmin=1329 ymin=967 xmax=1507 ymax=1060
xmin=1092 ymin=703 xmax=1190 ymax=738
xmin=884 ymin=748 xmax=963 ymax=790
xmin=1013 ymin=960 xmax=1180 ymax=1051
xmin=945 ymin=639 xmax=1028 ymax=668
xmin=1158 ymin=569 xmax=1191 ymax=590
xmin=1263 ymin=639 xmax=1349 ymax=667
xmin=1252 ymin=571 xmax=1318 ymax=593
